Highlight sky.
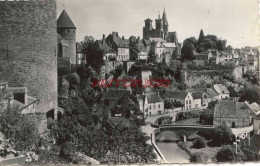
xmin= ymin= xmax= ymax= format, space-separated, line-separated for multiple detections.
xmin=57 ymin=0 xmax=259 ymax=48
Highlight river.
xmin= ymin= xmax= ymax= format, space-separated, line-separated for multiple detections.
xmin=156 ymin=131 xmax=190 ymax=163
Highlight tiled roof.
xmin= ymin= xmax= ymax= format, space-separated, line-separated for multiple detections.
xmin=192 ymin=91 xmax=203 ymax=99
xmin=57 ymin=10 xmax=76 ymax=29
xmin=214 ymin=84 xmax=230 ymax=94
xmin=96 ymin=40 xmax=115 ymax=53
xmin=214 ymin=100 xmax=255 ymax=118
xmin=108 ymin=33 xmax=129 ymax=48
xmin=145 ymin=93 xmax=163 ymax=103
xmin=164 ymin=91 xmax=188 ymax=100
xmin=203 ymin=88 xmax=218 ymax=97
xmin=104 ymin=89 xmax=130 ymax=101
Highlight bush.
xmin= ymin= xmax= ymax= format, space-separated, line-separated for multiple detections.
xmin=212 ymin=126 xmax=235 ymax=147
xmin=67 ymin=72 xmax=80 ymax=85
xmin=193 ymin=137 xmax=207 ymax=149
xmin=176 ymin=111 xmax=200 ymax=121
xmin=216 ymin=145 xmax=247 ymax=162
xmin=190 ymin=152 xmax=210 ymax=163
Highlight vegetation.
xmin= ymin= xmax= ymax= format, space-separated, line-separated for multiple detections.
xmin=239 ymin=86 xmax=260 ymax=104
xmin=0 ymin=106 xmax=39 ymax=152
xmin=211 ymin=126 xmax=235 ymax=147
xmin=190 ymin=152 xmax=210 ymax=163
xmin=216 ymin=145 xmax=247 ymax=162
xmin=192 ymin=137 xmax=207 ymax=149
xmin=176 ymin=111 xmax=200 ymax=121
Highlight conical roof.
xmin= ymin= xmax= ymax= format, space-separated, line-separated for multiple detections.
xmin=57 ymin=10 xmax=76 ymax=29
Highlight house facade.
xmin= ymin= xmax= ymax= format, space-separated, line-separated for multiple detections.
xmin=213 ymin=84 xmax=230 ymax=99
xmin=138 ymin=93 xmax=164 ymax=116
xmin=164 ymin=91 xmax=194 ymax=110
xmin=213 ymin=100 xmax=256 ymax=128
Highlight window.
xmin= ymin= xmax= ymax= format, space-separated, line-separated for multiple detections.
xmin=158 ymin=104 xmax=160 ymax=108
xmin=68 ymin=30 xmax=70 ymax=33
xmin=149 ymin=106 xmax=151 ymax=110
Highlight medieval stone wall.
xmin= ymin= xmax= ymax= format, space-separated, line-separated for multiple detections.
xmin=0 ymin=0 xmax=57 ymax=113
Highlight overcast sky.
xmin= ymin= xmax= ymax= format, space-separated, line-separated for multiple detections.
xmin=57 ymin=0 xmax=259 ymax=48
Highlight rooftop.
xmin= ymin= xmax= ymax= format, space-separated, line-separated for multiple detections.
xmin=57 ymin=9 xmax=76 ymax=29
xmin=164 ymin=91 xmax=189 ymax=100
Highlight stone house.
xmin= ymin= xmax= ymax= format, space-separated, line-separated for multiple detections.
xmin=213 ymin=100 xmax=256 ymax=128
xmin=138 ymin=93 xmax=164 ymax=116
xmin=164 ymin=91 xmax=193 ymax=110
xmin=76 ymin=42 xmax=86 ymax=65
xmin=191 ymin=91 xmax=211 ymax=108
xmin=106 ymin=32 xmax=130 ymax=61
xmin=202 ymin=88 xmax=219 ymax=102
xmin=213 ymin=84 xmax=230 ymax=99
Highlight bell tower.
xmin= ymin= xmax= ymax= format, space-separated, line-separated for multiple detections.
xmin=162 ymin=7 xmax=169 ymax=40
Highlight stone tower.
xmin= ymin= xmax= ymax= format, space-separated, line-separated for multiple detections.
xmin=155 ymin=14 xmax=164 ymax=39
xmin=57 ymin=9 xmax=77 ymax=65
xmin=143 ymin=18 xmax=153 ymax=40
xmin=0 ymin=0 xmax=57 ymax=113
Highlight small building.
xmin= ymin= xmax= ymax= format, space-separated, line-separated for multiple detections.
xmin=193 ymin=51 xmax=213 ymax=66
xmin=192 ymin=91 xmax=211 ymax=108
xmin=213 ymin=84 xmax=230 ymax=99
xmin=213 ymin=100 xmax=256 ymax=128
xmin=202 ymin=88 xmax=219 ymax=102
xmin=104 ymin=88 xmax=131 ymax=108
xmin=138 ymin=93 xmax=164 ymax=116
xmin=164 ymin=91 xmax=193 ymax=110
xmin=76 ymin=43 xmax=86 ymax=65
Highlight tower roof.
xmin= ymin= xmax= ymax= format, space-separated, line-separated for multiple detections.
xmin=57 ymin=10 xmax=76 ymax=29
xmin=162 ymin=7 xmax=167 ymax=20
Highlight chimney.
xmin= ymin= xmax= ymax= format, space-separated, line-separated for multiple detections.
xmin=122 ymin=36 xmax=124 ymax=40
xmin=116 ymin=32 xmax=118 ymax=36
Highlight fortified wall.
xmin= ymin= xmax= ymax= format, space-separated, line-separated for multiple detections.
xmin=181 ymin=66 xmax=249 ymax=87
xmin=0 ymin=0 xmax=57 ymax=113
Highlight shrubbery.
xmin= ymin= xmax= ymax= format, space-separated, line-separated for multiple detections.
xmin=190 ymin=152 xmax=210 ymax=163
xmin=192 ymin=137 xmax=207 ymax=149
xmin=216 ymin=145 xmax=247 ymax=162
xmin=176 ymin=111 xmax=200 ymax=121
xmin=212 ymin=126 xmax=235 ymax=147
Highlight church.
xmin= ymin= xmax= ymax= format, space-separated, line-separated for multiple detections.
xmin=143 ymin=8 xmax=179 ymax=47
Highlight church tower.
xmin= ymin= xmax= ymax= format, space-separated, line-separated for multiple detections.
xmin=162 ymin=7 xmax=169 ymax=40
xmin=143 ymin=18 xmax=153 ymax=40
xmin=155 ymin=14 xmax=164 ymax=39
xmin=57 ymin=9 xmax=77 ymax=65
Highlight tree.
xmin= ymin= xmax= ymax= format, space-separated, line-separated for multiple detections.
xmin=226 ymin=45 xmax=233 ymax=50
xmin=216 ymin=145 xmax=247 ymax=162
xmin=239 ymin=87 xmax=260 ymax=104
xmin=67 ymin=72 xmax=80 ymax=86
xmin=212 ymin=126 xmax=235 ymax=146
xmin=198 ymin=29 xmax=205 ymax=44
xmin=0 ymin=106 xmax=39 ymax=152
xmin=181 ymin=37 xmax=196 ymax=61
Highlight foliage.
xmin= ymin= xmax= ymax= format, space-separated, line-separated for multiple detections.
xmin=243 ymin=70 xmax=259 ymax=85
xmin=192 ymin=137 xmax=207 ymax=149
xmin=67 ymin=72 xmax=80 ymax=86
xmin=0 ymin=106 xmax=39 ymax=152
xmin=216 ymin=145 xmax=247 ymax=162
xmin=176 ymin=111 xmax=200 ymax=121
xmin=164 ymin=100 xmax=174 ymax=109
xmin=239 ymin=86 xmax=260 ymax=104
xmin=212 ymin=126 xmax=235 ymax=147
xmin=199 ymin=109 xmax=214 ymax=125
xmin=181 ymin=37 xmax=196 ymax=61
xmin=113 ymin=64 xmax=124 ymax=79
xmin=58 ymin=77 xmax=70 ymax=98
xmin=190 ymin=152 xmax=210 ymax=163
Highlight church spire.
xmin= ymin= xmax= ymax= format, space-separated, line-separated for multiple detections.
xmin=162 ymin=6 xmax=167 ymax=20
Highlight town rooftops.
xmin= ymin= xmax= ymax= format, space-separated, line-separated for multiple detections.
xmin=107 ymin=32 xmax=129 ymax=48
xmin=192 ymin=91 xmax=203 ymax=99
xmin=57 ymin=9 xmax=76 ymax=29
xmin=214 ymin=84 xmax=230 ymax=95
xmin=96 ymin=40 xmax=115 ymax=53
xmin=144 ymin=93 xmax=163 ymax=104
xmin=104 ymin=88 xmax=130 ymax=101
xmin=150 ymin=38 xmax=166 ymax=43
xmin=164 ymin=91 xmax=189 ymax=100
xmin=214 ymin=100 xmax=256 ymax=118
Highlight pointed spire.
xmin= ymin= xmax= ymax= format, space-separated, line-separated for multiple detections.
xmin=162 ymin=6 xmax=167 ymax=20
xmin=57 ymin=9 xmax=76 ymax=29
xmin=158 ymin=11 xmax=160 ymax=19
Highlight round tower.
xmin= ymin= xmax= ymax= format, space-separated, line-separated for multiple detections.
xmin=0 ymin=0 xmax=57 ymax=113
xmin=57 ymin=10 xmax=77 ymax=65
